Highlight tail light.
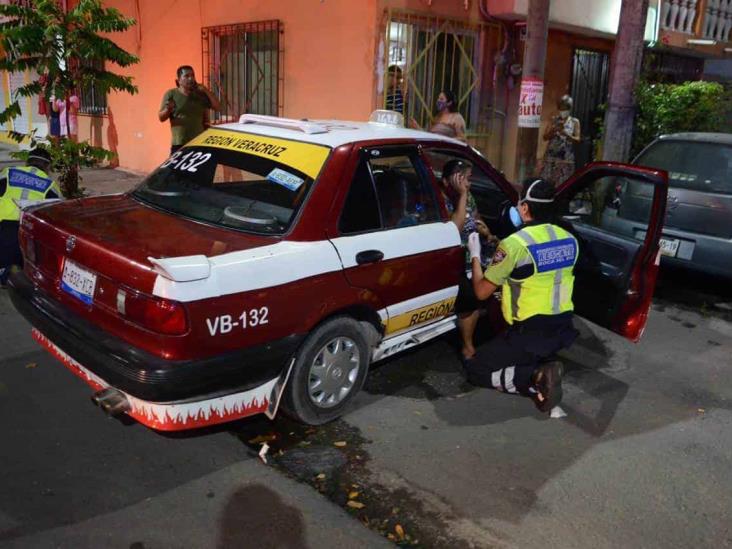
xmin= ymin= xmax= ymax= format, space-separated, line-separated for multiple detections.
xmin=117 ymin=287 xmax=188 ymax=336
xmin=22 ymin=235 xmax=36 ymax=264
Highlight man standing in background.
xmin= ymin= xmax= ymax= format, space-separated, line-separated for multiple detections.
xmin=159 ymin=65 xmax=221 ymax=154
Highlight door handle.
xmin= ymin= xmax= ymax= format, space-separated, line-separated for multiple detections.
xmin=355 ymin=249 xmax=384 ymax=265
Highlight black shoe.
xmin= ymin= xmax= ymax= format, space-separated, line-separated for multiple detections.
xmin=530 ymin=360 xmax=564 ymax=412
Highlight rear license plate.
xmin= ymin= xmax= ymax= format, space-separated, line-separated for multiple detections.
xmin=659 ymin=238 xmax=680 ymax=258
xmin=61 ymin=259 xmax=97 ymax=305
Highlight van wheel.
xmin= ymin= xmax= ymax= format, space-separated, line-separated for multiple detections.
xmin=282 ymin=317 xmax=370 ymax=425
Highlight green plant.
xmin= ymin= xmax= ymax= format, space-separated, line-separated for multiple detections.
xmin=0 ymin=0 xmax=138 ymax=197
xmin=631 ymin=80 xmax=732 ymax=158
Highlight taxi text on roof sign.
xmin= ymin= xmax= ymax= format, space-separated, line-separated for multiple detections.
xmin=187 ymin=128 xmax=331 ymax=179
xmin=369 ymin=109 xmax=405 ymax=127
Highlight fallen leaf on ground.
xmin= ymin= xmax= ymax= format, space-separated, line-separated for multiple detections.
xmin=24 ymin=363 xmax=37 ymax=369
xmin=395 ymin=524 xmax=405 ymax=539
xmin=697 ymin=408 xmax=705 ymax=414
xmin=315 ymin=473 xmax=326 ymax=480
xmin=387 ymin=534 xmax=396 ymax=541
xmin=248 ymin=434 xmax=276 ymax=444
xmin=333 ymin=441 xmax=347 ymax=447
xmin=348 ymin=491 xmax=359 ymax=499
xmin=347 ymin=500 xmax=365 ymax=509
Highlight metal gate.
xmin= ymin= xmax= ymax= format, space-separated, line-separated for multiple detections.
xmin=201 ymin=20 xmax=283 ymax=125
xmin=570 ymin=48 xmax=610 ymax=168
xmin=382 ymin=9 xmax=503 ymax=160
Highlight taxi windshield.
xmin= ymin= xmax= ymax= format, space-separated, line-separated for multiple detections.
xmin=132 ymin=131 xmax=330 ymax=235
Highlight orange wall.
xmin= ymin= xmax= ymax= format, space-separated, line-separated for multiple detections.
xmin=90 ymin=0 xmax=379 ymax=173
xmin=379 ymin=0 xmax=481 ymax=19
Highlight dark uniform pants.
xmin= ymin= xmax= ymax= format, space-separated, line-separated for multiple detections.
xmin=0 ymin=220 xmax=22 ymax=284
xmin=464 ymin=312 xmax=578 ymax=396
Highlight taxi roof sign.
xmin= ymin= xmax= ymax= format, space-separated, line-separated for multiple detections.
xmin=369 ymin=110 xmax=405 ymax=127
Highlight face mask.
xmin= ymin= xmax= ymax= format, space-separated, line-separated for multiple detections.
xmin=559 ymin=110 xmax=570 ymax=118
xmin=509 ymin=205 xmax=523 ymax=227
xmin=436 ymin=99 xmax=447 ymax=111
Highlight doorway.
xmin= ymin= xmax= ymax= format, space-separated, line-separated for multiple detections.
xmin=570 ymin=48 xmax=610 ymax=168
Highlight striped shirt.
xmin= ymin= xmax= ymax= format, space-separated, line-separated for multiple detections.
xmin=385 ymin=89 xmax=404 ymax=115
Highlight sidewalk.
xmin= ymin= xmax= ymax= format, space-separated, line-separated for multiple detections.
xmin=0 ymin=142 xmax=144 ymax=196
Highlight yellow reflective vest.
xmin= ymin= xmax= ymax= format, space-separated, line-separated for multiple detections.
xmin=486 ymin=223 xmax=578 ymax=324
xmin=0 ymin=165 xmax=60 ymax=223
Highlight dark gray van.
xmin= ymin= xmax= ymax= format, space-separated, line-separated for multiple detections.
xmin=602 ymin=133 xmax=732 ymax=278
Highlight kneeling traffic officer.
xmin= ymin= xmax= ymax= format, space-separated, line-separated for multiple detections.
xmin=464 ymin=178 xmax=579 ymax=411
xmin=0 ymin=148 xmax=60 ymax=285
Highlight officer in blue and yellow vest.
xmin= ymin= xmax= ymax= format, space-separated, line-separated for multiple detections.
xmin=0 ymin=148 xmax=61 ymax=285
xmin=465 ymin=178 xmax=579 ymax=412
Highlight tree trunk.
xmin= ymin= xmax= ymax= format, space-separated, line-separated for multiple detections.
xmin=515 ymin=0 xmax=551 ymax=182
xmin=602 ymin=0 xmax=650 ymax=162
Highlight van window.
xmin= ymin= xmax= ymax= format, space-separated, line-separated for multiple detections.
xmin=636 ymin=141 xmax=732 ymax=195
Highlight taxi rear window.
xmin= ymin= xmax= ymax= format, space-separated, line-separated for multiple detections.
xmin=132 ymin=129 xmax=331 ymax=234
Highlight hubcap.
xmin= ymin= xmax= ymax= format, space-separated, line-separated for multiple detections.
xmin=307 ymin=336 xmax=360 ymax=408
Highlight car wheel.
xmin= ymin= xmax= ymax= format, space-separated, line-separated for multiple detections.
xmin=281 ymin=317 xmax=370 ymax=425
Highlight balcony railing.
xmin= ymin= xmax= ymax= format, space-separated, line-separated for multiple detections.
xmin=701 ymin=0 xmax=732 ymax=40
xmin=660 ymin=0 xmax=732 ymax=42
xmin=661 ymin=0 xmax=700 ymax=33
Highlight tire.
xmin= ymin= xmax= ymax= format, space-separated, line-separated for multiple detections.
xmin=281 ymin=316 xmax=370 ymax=425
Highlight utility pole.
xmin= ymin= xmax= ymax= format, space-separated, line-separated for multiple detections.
xmin=515 ymin=0 xmax=551 ymax=182
xmin=602 ymin=0 xmax=650 ymax=162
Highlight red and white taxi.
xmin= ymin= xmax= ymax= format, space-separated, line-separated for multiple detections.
xmin=9 ymin=112 xmax=669 ymax=430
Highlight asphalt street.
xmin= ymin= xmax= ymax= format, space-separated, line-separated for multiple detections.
xmin=1 ymin=267 xmax=731 ymax=548
xmin=1 ymin=141 xmax=731 ymax=549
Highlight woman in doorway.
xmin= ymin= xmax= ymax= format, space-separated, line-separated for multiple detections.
xmin=540 ymin=94 xmax=581 ymax=186
xmin=429 ymin=90 xmax=466 ymax=142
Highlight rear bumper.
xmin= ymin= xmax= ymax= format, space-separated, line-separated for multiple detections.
xmin=603 ymin=216 xmax=732 ymax=278
xmin=32 ymin=328 xmax=291 ymax=430
xmin=9 ymin=271 xmax=303 ymax=409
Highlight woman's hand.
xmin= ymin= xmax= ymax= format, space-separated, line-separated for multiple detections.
xmin=475 ymin=219 xmax=498 ymax=242
xmin=449 ymin=172 xmax=468 ymax=196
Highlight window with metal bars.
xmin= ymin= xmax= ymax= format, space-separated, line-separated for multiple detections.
xmin=201 ymin=19 xmax=283 ymax=125
xmin=382 ymin=10 xmax=503 ymax=160
xmin=78 ymin=58 xmax=108 ymax=116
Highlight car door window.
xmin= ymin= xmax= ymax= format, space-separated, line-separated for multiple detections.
xmin=556 ymin=166 xmax=667 ymax=340
xmin=423 ymin=149 xmax=509 ymax=235
xmin=423 ymin=150 xmax=501 ymax=192
xmin=339 ymin=160 xmax=381 ymax=234
xmin=636 ymin=141 xmax=732 ymax=195
xmin=369 ymin=153 xmax=440 ymax=229
xmin=339 ymin=150 xmax=440 ymax=234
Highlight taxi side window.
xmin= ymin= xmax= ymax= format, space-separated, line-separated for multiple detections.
xmin=368 ymin=153 xmax=439 ymax=229
xmin=339 ymin=151 xmax=440 ymax=234
xmin=339 ymin=160 xmax=381 ymax=234
xmin=424 ymin=149 xmax=506 ymax=234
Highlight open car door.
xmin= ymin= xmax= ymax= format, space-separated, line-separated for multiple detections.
xmin=555 ymin=162 xmax=668 ymax=342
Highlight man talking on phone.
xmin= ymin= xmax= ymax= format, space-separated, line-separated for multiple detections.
xmin=159 ymin=65 xmax=221 ymax=155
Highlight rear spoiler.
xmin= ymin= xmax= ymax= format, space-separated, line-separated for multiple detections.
xmin=148 ymin=255 xmax=211 ymax=282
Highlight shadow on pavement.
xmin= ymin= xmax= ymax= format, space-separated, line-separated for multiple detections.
xmin=217 ymin=484 xmax=309 ymax=549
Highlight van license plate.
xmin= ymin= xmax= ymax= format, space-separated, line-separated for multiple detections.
xmin=61 ymin=259 xmax=97 ymax=305
xmin=659 ymin=238 xmax=680 ymax=258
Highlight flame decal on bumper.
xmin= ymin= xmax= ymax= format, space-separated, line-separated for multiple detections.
xmin=32 ymin=328 xmax=276 ymax=431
